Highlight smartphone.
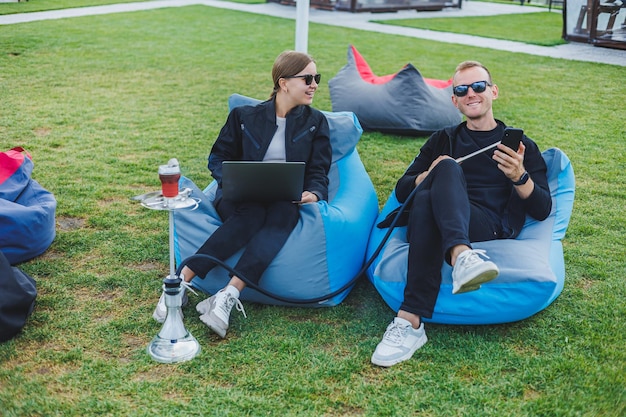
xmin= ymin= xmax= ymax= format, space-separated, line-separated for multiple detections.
xmin=501 ymin=127 xmax=523 ymax=151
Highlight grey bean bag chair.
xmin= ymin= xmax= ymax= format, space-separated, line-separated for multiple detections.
xmin=329 ymin=45 xmax=462 ymax=136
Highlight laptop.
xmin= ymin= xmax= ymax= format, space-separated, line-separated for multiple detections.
xmin=221 ymin=161 xmax=306 ymax=203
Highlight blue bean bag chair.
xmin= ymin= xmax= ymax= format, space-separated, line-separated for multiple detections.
xmin=172 ymin=94 xmax=379 ymax=307
xmin=1 ymin=148 xmax=57 ymax=265
xmin=329 ymin=45 xmax=462 ymax=136
xmin=366 ymin=148 xmax=575 ymax=324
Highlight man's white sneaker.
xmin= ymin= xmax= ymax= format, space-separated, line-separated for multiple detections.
xmin=452 ymin=249 xmax=499 ymax=294
xmin=151 ymin=275 xmax=194 ymax=323
xmin=371 ymin=317 xmax=428 ymax=367
xmin=197 ymin=286 xmax=246 ymax=338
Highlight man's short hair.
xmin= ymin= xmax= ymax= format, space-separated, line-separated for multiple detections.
xmin=454 ymin=61 xmax=492 ymax=84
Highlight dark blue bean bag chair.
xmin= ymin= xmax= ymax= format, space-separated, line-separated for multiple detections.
xmin=366 ymin=148 xmax=575 ymax=324
xmin=172 ymin=94 xmax=379 ymax=307
xmin=329 ymin=45 xmax=462 ymax=136
xmin=1 ymin=148 xmax=56 ymax=265
xmin=0 ymin=250 xmax=37 ymax=342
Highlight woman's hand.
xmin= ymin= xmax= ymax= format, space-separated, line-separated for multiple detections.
xmin=298 ymin=191 xmax=319 ymax=204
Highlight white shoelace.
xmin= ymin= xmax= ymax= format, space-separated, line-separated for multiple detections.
xmin=458 ymin=249 xmax=490 ymax=269
xmin=221 ymin=293 xmax=247 ymax=319
xmin=179 ymin=278 xmax=198 ymax=297
xmin=383 ymin=322 xmax=410 ymax=345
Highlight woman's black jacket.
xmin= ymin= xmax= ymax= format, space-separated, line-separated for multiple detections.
xmin=208 ymin=98 xmax=332 ymax=202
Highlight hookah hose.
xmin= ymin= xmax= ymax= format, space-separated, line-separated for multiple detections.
xmin=175 ymin=184 xmax=421 ymax=305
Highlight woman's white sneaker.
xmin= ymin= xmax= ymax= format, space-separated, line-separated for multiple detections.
xmin=371 ymin=317 xmax=427 ymax=367
xmin=197 ymin=286 xmax=246 ymax=338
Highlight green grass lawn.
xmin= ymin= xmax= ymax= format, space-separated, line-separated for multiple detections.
xmin=0 ymin=1 xmax=565 ymax=46
xmin=373 ymin=12 xmax=567 ymax=46
xmin=0 ymin=0 xmax=266 ymax=15
xmin=0 ymin=0 xmax=150 ymax=14
xmin=0 ymin=4 xmax=624 ymax=417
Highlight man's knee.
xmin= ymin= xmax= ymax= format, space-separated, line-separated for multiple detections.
xmin=431 ymin=158 xmax=465 ymax=185
xmin=435 ymin=158 xmax=462 ymax=174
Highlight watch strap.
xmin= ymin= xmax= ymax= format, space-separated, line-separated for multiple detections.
xmin=513 ymin=171 xmax=529 ymax=186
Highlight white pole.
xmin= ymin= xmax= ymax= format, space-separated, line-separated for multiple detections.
xmin=295 ymin=0 xmax=310 ymax=53
xmin=168 ymin=209 xmax=176 ymax=280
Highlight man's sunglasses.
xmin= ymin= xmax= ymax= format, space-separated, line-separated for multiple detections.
xmin=284 ymin=73 xmax=321 ymax=85
xmin=453 ymin=80 xmax=492 ymax=97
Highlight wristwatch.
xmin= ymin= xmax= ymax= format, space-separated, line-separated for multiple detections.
xmin=513 ymin=171 xmax=530 ymax=186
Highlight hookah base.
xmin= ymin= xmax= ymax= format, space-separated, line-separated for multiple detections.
xmin=147 ymin=333 xmax=201 ymax=364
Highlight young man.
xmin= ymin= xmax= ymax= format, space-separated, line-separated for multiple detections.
xmin=371 ymin=61 xmax=552 ymax=367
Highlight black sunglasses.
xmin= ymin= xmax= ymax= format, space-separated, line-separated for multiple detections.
xmin=284 ymin=73 xmax=321 ymax=85
xmin=453 ymin=80 xmax=492 ymax=97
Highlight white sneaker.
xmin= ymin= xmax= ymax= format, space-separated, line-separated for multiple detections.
xmin=151 ymin=275 xmax=194 ymax=323
xmin=371 ymin=317 xmax=428 ymax=367
xmin=452 ymin=249 xmax=499 ymax=294
xmin=197 ymin=286 xmax=246 ymax=338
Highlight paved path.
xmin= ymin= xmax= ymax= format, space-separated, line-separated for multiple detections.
xmin=1 ymin=0 xmax=624 ymax=66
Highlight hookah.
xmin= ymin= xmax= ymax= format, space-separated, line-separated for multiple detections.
xmin=133 ymin=158 xmax=201 ymax=363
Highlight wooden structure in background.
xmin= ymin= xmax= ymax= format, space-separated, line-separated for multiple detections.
xmin=564 ymin=0 xmax=626 ymax=49
xmin=268 ymin=0 xmax=462 ymax=13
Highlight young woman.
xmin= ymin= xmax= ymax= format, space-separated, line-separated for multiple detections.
xmin=153 ymin=51 xmax=332 ymax=338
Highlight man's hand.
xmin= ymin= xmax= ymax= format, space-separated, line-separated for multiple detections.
xmin=494 ymin=142 xmax=526 ymax=181
xmin=494 ymin=142 xmax=534 ymax=199
xmin=414 ymin=155 xmax=454 ymax=187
